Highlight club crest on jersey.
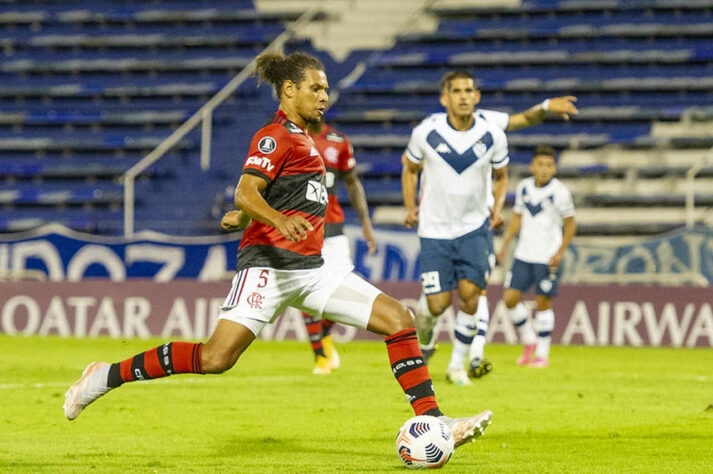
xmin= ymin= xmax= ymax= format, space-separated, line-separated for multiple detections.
xmin=323 ymin=146 xmax=339 ymax=163
xmin=258 ymin=136 xmax=276 ymax=154
xmin=306 ymin=180 xmax=328 ymax=205
xmin=472 ymin=140 xmax=487 ymax=157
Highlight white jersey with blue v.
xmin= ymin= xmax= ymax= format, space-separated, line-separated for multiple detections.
xmin=406 ymin=110 xmax=509 ymax=240
xmin=513 ymin=176 xmax=575 ymax=264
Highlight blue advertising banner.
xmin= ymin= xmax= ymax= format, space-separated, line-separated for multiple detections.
xmin=1 ymin=224 xmax=712 ymax=284
xmin=563 ymin=227 xmax=713 ymax=286
xmin=0 ymin=224 xmax=239 ymax=281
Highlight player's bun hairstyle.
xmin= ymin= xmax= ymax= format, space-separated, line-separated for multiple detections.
xmin=255 ymin=51 xmax=325 ymax=99
xmin=533 ymin=144 xmax=557 ymax=161
xmin=439 ymin=70 xmax=477 ymax=93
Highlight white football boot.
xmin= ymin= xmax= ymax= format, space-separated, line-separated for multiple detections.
xmin=64 ymin=361 xmax=112 ymax=420
xmin=439 ymin=410 xmax=493 ymax=447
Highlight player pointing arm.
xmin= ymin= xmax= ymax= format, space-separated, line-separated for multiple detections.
xmin=507 ymin=96 xmax=579 ymax=131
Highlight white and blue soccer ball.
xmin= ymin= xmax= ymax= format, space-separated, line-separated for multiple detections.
xmin=395 ymin=415 xmax=454 ymax=469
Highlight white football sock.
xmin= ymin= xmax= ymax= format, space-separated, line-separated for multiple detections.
xmin=448 ymin=310 xmax=477 ymax=370
xmin=507 ymin=302 xmax=536 ymax=345
xmin=468 ymin=295 xmax=490 ymax=363
xmin=535 ymin=309 xmax=555 ymax=359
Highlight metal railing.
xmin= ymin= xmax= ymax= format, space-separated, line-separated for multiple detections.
xmin=685 ymin=145 xmax=713 ymax=228
xmin=120 ymin=7 xmax=322 ymax=236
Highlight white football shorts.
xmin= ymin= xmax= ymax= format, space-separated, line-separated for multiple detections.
xmin=322 ymin=234 xmax=353 ymax=273
xmin=219 ymin=262 xmax=381 ymax=337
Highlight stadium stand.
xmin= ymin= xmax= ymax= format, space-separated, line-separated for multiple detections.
xmin=1 ymin=0 xmax=712 ymax=237
xmin=323 ymin=0 xmax=713 ymax=236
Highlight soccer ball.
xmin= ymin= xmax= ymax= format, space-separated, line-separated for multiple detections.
xmin=395 ymin=415 xmax=454 ymax=469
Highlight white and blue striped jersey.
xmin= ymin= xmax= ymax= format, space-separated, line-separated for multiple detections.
xmin=406 ymin=109 xmax=510 ymax=239
xmin=513 ymin=177 xmax=575 ymax=264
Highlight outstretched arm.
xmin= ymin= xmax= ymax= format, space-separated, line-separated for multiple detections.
xmin=506 ymin=96 xmax=579 ymax=131
xmin=234 ymin=174 xmax=313 ymax=242
xmin=343 ymin=169 xmax=377 ymax=255
xmin=401 ymin=153 xmax=422 ymax=229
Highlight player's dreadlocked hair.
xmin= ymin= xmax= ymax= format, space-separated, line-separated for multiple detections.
xmin=439 ymin=70 xmax=478 ymax=93
xmin=255 ymin=51 xmax=325 ymax=99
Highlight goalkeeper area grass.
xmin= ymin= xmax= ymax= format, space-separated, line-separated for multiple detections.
xmin=1 ymin=335 xmax=711 ymax=473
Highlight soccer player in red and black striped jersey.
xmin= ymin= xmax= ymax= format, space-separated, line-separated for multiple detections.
xmin=63 ymin=51 xmax=492 ymax=449
xmin=225 ymin=120 xmax=377 ymax=374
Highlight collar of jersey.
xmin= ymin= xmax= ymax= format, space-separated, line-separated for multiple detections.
xmin=445 ymin=114 xmax=476 ymax=132
xmin=275 ymin=110 xmax=306 ymax=134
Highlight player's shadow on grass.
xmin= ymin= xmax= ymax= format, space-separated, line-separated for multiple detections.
xmin=217 ymin=434 xmax=402 ymax=471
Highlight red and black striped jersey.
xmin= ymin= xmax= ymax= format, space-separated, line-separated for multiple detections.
xmin=237 ymin=110 xmax=327 ymax=271
xmin=310 ymin=124 xmax=356 ymax=237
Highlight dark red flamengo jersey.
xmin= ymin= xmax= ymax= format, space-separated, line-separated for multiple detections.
xmin=237 ymin=110 xmax=328 ymax=271
xmin=310 ymin=124 xmax=356 ymax=237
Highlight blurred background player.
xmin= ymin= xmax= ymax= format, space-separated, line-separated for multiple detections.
xmin=401 ymin=70 xmax=510 ymax=386
xmin=222 ymin=119 xmax=377 ymax=375
xmin=403 ymin=71 xmax=578 ymax=385
xmin=303 ymin=119 xmax=377 ymax=375
xmin=496 ymin=145 xmax=577 ymax=368
xmin=65 ymin=51 xmax=493 ymax=447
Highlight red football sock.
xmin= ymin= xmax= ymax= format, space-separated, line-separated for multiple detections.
xmin=302 ymin=312 xmax=325 ymax=358
xmin=321 ymin=319 xmax=335 ymax=338
xmin=385 ymin=328 xmax=442 ymax=416
xmin=107 ymin=342 xmax=203 ymax=388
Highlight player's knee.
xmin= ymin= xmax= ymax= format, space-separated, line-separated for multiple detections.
xmin=503 ymin=291 xmax=519 ymax=308
xmin=392 ymin=306 xmax=416 ymax=332
xmin=458 ymin=296 xmax=479 ymax=314
xmin=427 ymin=299 xmax=449 ymax=316
xmin=535 ymin=297 xmax=551 ymax=311
xmin=201 ymin=347 xmax=239 ymax=374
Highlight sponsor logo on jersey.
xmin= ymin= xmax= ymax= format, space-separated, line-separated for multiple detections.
xmin=286 ymin=122 xmax=303 ymax=134
xmin=325 ymin=131 xmax=345 ymax=143
xmin=257 ymin=136 xmax=276 ymax=154
xmin=305 ymin=179 xmax=328 ymax=205
xmin=435 ymin=142 xmax=451 ymax=154
xmin=246 ymin=156 xmax=275 ymax=172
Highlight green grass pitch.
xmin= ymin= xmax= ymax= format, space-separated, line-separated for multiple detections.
xmin=1 ymin=335 xmax=711 ymax=472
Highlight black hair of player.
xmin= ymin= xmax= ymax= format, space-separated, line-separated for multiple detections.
xmin=532 ymin=145 xmax=557 ymax=163
xmin=439 ymin=71 xmax=478 ymax=93
xmin=255 ymin=52 xmax=325 ymax=99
